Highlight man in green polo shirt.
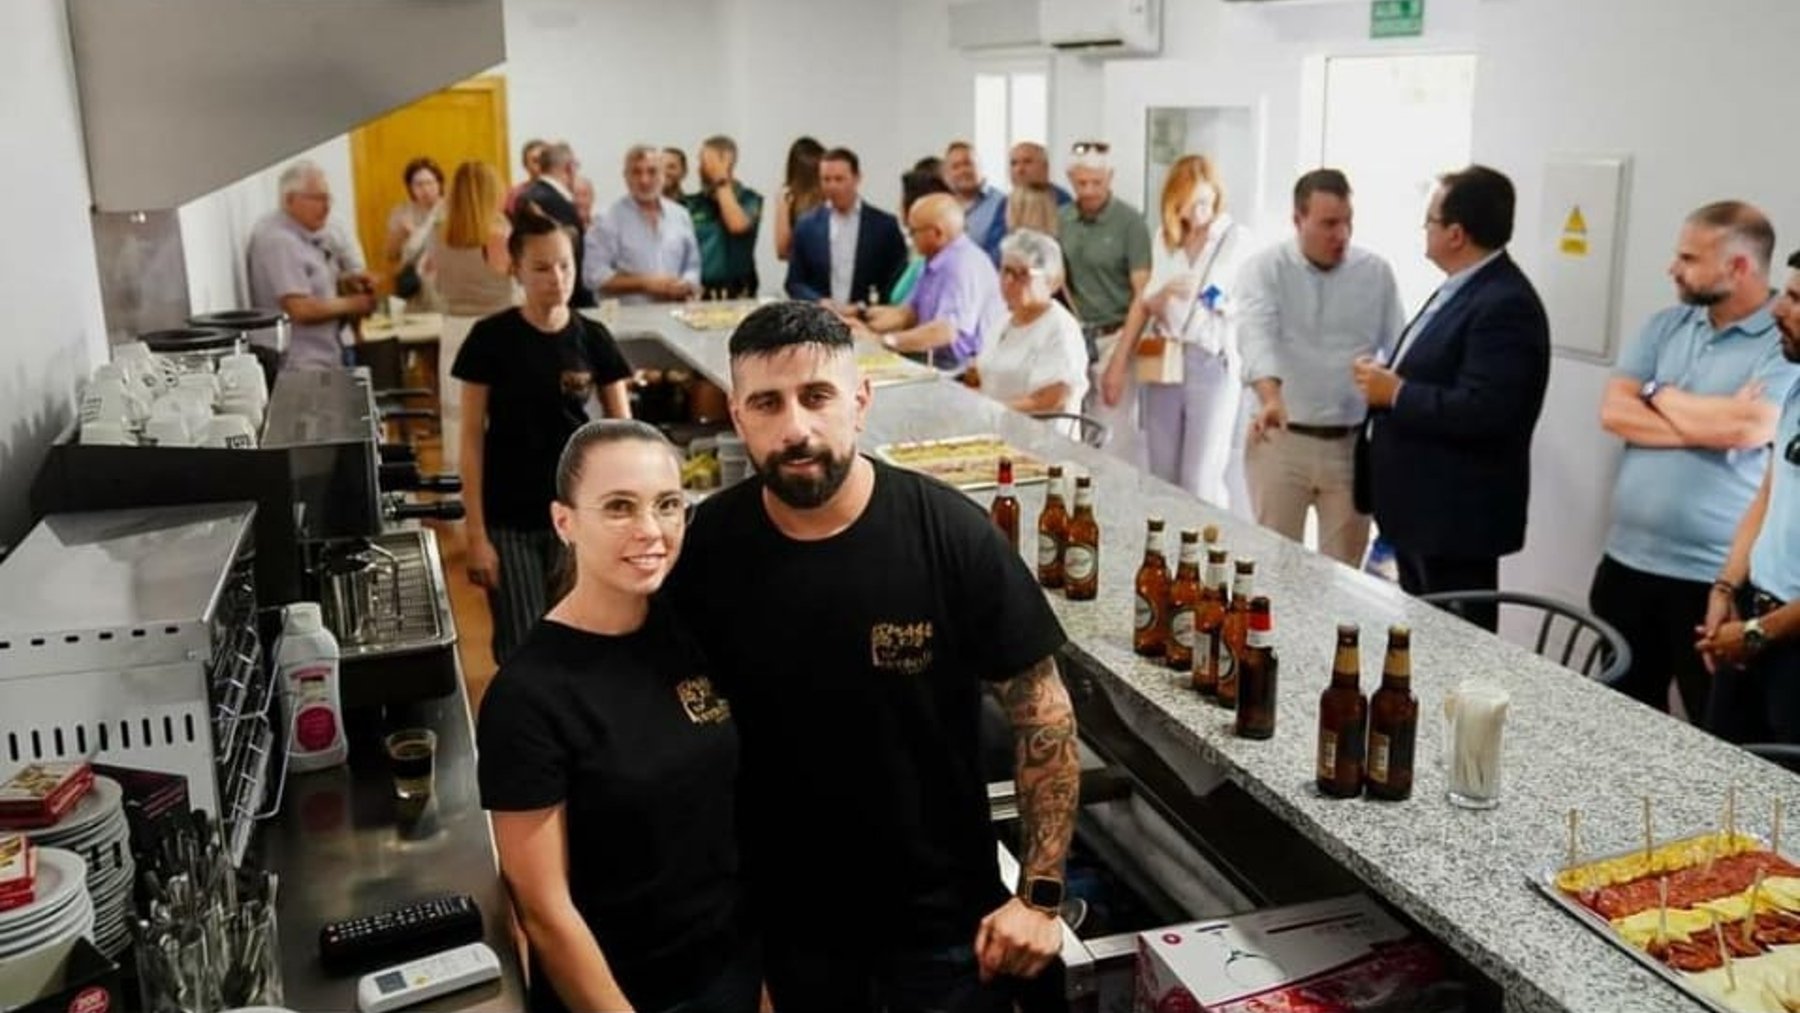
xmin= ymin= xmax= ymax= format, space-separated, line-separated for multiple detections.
xmin=685 ymin=135 xmax=764 ymax=298
xmin=1058 ymin=141 xmax=1152 ymax=357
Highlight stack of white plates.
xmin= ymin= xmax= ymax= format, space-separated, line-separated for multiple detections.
xmin=0 ymin=849 xmax=94 ymax=965
xmin=27 ymin=778 xmax=134 ymax=957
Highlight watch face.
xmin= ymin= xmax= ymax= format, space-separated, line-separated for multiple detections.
xmin=1026 ymin=877 xmax=1064 ymax=910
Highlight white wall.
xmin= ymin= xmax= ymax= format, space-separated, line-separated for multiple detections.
xmin=0 ymin=1 xmax=108 ymax=546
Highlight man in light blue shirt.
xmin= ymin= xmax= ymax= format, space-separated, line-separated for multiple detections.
xmin=1699 ymin=248 xmax=1800 ymax=743
xmin=583 ymin=145 xmax=700 ymax=305
xmin=944 ymin=141 xmax=1006 ymax=264
xmin=1236 ymin=169 xmax=1405 ymax=567
xmin=1593 ymin=203 xmax=1793 ymax=719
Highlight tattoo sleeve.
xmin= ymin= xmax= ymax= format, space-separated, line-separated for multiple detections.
xmin=999 ymin=654 xmax=1080 ymax=885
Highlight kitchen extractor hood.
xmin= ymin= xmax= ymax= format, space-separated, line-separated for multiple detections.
xmin=67 ymin=0 xmax=504 ymax=213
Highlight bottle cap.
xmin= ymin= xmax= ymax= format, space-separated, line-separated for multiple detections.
xmin=286 ymin=601 xmax=324 ymax=634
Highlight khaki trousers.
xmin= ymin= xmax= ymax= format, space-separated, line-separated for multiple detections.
xmin=1246 ymin=429 xmax=1370 ymax=567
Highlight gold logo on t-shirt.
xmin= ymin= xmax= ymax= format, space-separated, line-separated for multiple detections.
xmin=870 ymin=621 xmax=934 ymax=675
xmin=560 ymin=369 xmax=595 ymax=400
xmin=675 ymin=676 xmax=731 ymax=725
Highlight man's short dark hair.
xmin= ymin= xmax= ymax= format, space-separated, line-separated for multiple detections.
xmin=821 ymin=147 xmax=861 ymax=176
xmin=702 ymin=135 xmax=738 ymax=164
xmin=1688 ymin=201 xmax=1775 ymax=276
xmin=729 ymin=301 xmax=854 ymax=360
xmin=1437 ymin=164 xmax=1516 ymax=250
xmin=537 ymin=142 xmax=576 ymax=175
xmin=1789 ymin=249 xmax=1800 ymax=271
xmin=662 ymin=146 xmax=687 ymax=168
xmin=901 ymin=170 xmax=952 ymax=215
xmin=1293 ymin=169 xmax=1351 ymax=216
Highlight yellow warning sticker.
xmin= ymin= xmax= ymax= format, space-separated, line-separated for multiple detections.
xmin=1559 ymin=205 xmax=1589 ymax=257
xmin=1564 ymin=206 xmax=1588 ymax=236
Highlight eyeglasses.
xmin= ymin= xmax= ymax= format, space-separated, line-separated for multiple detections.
xmin=574 ymin=496 xmax=688 ymax=528
xmin=1070 ymin=141 xmax=1111 ymax=155
xmin=1000 ymin=265 xmax=1035 ymax=282
xmin=1422 ymin=215 xmax=1446 ymax=228
xmin=1787 ymin=432 xmax=1800 ymax=466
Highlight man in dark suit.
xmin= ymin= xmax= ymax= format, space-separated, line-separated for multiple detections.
xmin=784 ymin=147 xmax=908 ymax=308
xmin=1352 ymin=165 xmax=1551 ymax=631
xmin=520 ymin=142 xmax=595 ymax=307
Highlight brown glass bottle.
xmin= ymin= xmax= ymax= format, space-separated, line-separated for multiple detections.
xmin=1133 ymin=519 xmax=1171 ymax=657
xmin=1165 ymin=528 xmax=1205 ymax=672
xmin=1366 ymin=624 xmax=1419 ymax=801
xmin=1064 ymin=476 xmax=1099 ymax=601
xmin=1317 ymin=624 xmax=1368 ymax=798
xmin=990 ymin=457 xmax=1020 ymax=552
xmin=1216 ymin=559 xmax=1255 ymax=708
xmin=1233 ymin=596 xmax=1277 ymax=739
xmin=1193 ymin=547 xmax=1230 ymax=696
xmin=1036 ymin=465 xmax=1067 ymax=589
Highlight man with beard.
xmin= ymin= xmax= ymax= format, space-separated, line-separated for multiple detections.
xmin=669 ymin=301 xmax=1078 ymax=1011
xmin=1593 ymin=202 xmax=1794 ymax=719
xmin=1698 ymin=250 xmax=1800 ymax=742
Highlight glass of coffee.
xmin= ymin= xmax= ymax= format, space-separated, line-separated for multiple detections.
xmin=384 ymin=728 xmax=437 ymax=801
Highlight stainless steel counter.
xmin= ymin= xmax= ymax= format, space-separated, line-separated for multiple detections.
xmin=261 ymin=668 xmax=526 ymax=1011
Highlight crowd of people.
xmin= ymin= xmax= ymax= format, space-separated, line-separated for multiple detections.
xmin=240 ymin=131 xmax=1800 ymax=1013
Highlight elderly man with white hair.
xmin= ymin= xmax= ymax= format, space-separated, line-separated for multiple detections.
xmin=583 ymin=144 xmax=700 ymax=305
xmin=851 ymin=193 xmax=1005 ymax=371
xmin=246 ymin=160 xmax=377 ymax=369
xmin=971 ymin=229 xmax=1089 ymax=421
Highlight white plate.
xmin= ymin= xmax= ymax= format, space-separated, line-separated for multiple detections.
xmin=0 ymin=891 xmax=91 ymax=958
xmin=39 ymin=809 xmax=127 ymax=857
xmin=28 ymin=778 xmax=120 ymax=843
xmin=0 ymin=849 xmax=86 ymax=933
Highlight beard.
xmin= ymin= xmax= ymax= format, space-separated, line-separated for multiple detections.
xmin=1781 ymin=331 xmax=1800 ymax=363
xmin=757 ymin=440 xmax=855 ymax=508
xmin=1677 ymin=282 xmax=1729 ymax=307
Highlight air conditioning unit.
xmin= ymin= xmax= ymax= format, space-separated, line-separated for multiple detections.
xmin=1041 ymin=0 xmax=1162 ymax=55
xmin=948 ymin=0 xmax=1044 ymax=51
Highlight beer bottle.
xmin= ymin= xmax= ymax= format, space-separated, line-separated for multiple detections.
xmin=1064 ymin=476 xmax=1099 ymax=601
xmin=1133 ymin=518 xmax=1171 ymax=658
xmin=1165 ymin=527 xmax=1206 ymax=672
xmin=1317 ymin=624 xmax=1368 ymax=798
xmin=990 ymin=457 xmax=1020 ymax=552
xmin=1366 ymin=624 xmax=1419 ymax=801
xmin=1036 ymin=465 xmax=1068 ymax=589
xmin=1193 ymin=545 xmax=1230 ymax=696
xmin=1234 ymin=596 xmax=1277 ymax=739
xmin=1216 ymin=559 xmax=1255 ymax=708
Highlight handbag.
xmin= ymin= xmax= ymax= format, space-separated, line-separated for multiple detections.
xmin=1134 ymin=223 xmax=1236 ymax=386
xmin=394 ymin=261 xmax=423 ymax=300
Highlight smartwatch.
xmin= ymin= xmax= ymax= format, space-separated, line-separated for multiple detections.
xmin=1745 ymin=618 xmax=1768 ymax=656
xmin=1020 ymin=877 xmax=1065 ymax=914
xmin=1639 ymin=379 xmax=1664 ymax=404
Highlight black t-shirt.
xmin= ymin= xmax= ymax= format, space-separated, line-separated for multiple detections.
xmin=669 ymin=458 xmax=1067 ymax=947
xmin=476 ymin=602 xmax=742 ymax=1011
xmin=451 ymin=308 xmax=632 ymax=531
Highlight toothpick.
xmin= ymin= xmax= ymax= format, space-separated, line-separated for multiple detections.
xmin=1644 ymin=796 xmax=1654 ymax=867
xmin=1566 ymin=809 xmax=1581 ymax=874
xmin=1750 ymin=868 xmax=1766 ymax=938
xmin=1716 ymin=916 xmax=1737 ymax=992
xmin=1729 ymin=784 xmax=1739 ymax=846
xmin=1776 ymin=799 xmax=1785 ymax=857
xmin=1658 ymin=876 xmax=1670 ymax=946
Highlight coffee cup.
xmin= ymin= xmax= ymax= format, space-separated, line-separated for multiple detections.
xmin=79 ymin=421 xmax=134 ymax=446
xmin=143 ymin=415 xmax=194 ymax=447
xmin=78 ymin=386 xmax=131 ymax=429
xmin=202 ymin=414 xmax=257 ymax=449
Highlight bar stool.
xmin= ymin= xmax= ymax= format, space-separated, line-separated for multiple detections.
xmin=1419 ymin=590 xmax=1632 ymax=687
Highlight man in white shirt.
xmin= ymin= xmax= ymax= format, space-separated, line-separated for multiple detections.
xmin=1236 ymin=169 xmax=1406 ymax=566
xmin=583 ymin=145 xmax=701 ymax=306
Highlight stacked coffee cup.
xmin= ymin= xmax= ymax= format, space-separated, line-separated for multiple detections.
xmin=79 ymin=344 xmax=268 ymax=449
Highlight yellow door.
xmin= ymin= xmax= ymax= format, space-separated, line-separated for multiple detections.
xmin=350 ymin=75 xmax=510 ymax=297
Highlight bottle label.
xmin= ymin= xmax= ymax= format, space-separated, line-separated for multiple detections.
xmin=1369 ymin=732 xmax=1391 ymax=784
xmin=1065 ymin=546 xmax=1097 ymax=581
xmin=1037 ymin=533 xmax=1062 ymax=569
xmin=1134 ymin=595 xmax=1154 ymax=631
xmin=1169 ymin=609 xmax=1196 ymax=649
xmin=1247 ymin=628 xmax=1273 ymax=649
xmin=1317 ymin=731 xmax=1338 ymax=779
xmin=295 ymin=705 xmax=339 ymax=752
xmin=1213 ymin=634 xmax=1235 ymax=682
xmin=1178 ymin=543 xmax=1200 ymax=566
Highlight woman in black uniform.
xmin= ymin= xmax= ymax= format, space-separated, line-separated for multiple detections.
xmin=478 ymin=420 xmax=756 ymax=1012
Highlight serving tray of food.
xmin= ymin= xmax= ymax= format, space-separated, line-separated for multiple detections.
xmin=855 ymin=346 xmax=939 ymax=388
xmin=1534 ymin=801 xmax=1800 ymax=1012
xmin=874 ymin=434 xmax=1053 ymax=491
xmin=670 ymin=302 xmax=759 ymax=332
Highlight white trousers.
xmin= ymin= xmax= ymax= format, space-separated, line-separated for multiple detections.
xmin=1139 ymin=344 xmax=1250 ymax=515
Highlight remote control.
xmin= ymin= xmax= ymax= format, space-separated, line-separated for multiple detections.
xmin=319 ymin=894 xmax=484 ymax=974
xmin=355 ymin=941 xmax=501 ymax=1013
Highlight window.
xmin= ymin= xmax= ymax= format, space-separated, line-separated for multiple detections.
xmin=974 ymin=70 xmax=1048 ymax=192
xmin=1319 ymin=54 xmax=1478 ymax=312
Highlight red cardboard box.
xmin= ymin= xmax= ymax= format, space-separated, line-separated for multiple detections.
xmin=1135 ymin=895 xmax=1464 ymax=1013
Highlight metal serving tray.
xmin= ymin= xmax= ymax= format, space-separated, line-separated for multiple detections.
xmin=874 ymin=433 xmax=1055 ymax=492
xmin=1532 ymin=833 xmax=1784 ymax=1013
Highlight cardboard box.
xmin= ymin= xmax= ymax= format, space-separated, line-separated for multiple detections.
xmin=0 ymin=937 xmax=120 ymax=1013
xmin=1135 ymin=895 xmax=1463 ymax=1013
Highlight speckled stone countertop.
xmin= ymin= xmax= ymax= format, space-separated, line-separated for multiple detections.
xmin=604 ymin=302 xmax=1799 ymax=1013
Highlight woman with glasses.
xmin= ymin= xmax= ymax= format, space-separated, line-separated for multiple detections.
xmin=969 ymin=229 xmax=1090 ymax=434
xmin=479 ymin=420 xmax=758 ymax=1013
xmin=1101 ymin=154 xmax=1252 ymax=508
xmin=452 ymin=204 xmax=633 ymax=664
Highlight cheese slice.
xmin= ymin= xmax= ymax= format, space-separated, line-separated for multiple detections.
xmin=1613 ymin=906 xmax=1716 ymax=947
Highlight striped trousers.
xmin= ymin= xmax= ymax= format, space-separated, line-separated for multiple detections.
xmin=485 ymin=526 xmax=564 ymax=665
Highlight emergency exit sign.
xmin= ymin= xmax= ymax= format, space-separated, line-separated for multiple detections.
xmin=1371 ymin=0 xmax=1425 ymax=38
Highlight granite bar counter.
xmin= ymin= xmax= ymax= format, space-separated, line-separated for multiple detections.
xmin=599 ymin=301 xmax=1800 ymax=1013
